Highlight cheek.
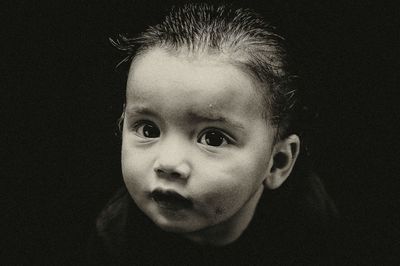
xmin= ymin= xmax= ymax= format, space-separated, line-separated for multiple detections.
xmin=194 ymin=159 xmax=262 ymax=214
xmin=121 ymin=142 xmax=153 ymax=189
xmin=196 ymin=167 xmax=253 ymax=215
xmin=198 ymin=182 xmax=254 ymax=224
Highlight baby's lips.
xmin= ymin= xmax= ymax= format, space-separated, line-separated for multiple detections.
xmin=150 ymin=188 xmax=193 ymax=209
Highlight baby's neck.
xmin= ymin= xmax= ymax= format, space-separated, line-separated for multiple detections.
xmin=183 ymin=186 xmax=264 ymax=246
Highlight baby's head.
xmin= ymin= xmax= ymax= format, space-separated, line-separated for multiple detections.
xmin=115 ymin=3 xmax=301 ymax=245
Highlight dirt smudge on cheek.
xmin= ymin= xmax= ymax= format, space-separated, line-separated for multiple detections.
xmin=215 ymin=206 xmax=224 ymax=216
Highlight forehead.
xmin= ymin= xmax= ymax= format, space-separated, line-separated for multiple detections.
xmin=126 ymin=48 xmax=265 ymax=120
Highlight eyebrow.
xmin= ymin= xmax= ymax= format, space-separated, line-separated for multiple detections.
xmin=125 ymin=105 xmax=155 ymax=116
xmin=187 ymin=111 xmax=245 ymax=131
xmin=125 ymin=105 xmax=245 ymax=130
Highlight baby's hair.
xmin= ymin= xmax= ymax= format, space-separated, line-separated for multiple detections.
xmin=111 ymin=3 xmax=299 ymax=141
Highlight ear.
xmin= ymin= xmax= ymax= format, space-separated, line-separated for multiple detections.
xmin=264 ymin=134 xmax=300 ymax=189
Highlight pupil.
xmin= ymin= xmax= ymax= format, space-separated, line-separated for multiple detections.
xmin=206 ymin=132 xmax=223 ymax=146
xmin=143 ymin=124 xmax=159 ymax=138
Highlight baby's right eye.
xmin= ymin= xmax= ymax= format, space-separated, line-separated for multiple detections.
xmin=133 ymin=121 xmax=160 ymax=138
xmin=197 ymin=128 xmax=233 ymax=147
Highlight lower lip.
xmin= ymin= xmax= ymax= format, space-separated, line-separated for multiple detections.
xmin=152 ymin=198 xmax=192 ymax=211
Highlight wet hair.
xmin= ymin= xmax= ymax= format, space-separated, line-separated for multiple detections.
xmin=111 ymin=3 xmax=298 ymax=141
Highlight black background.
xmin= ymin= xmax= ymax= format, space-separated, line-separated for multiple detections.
xmin=3 ymin=0 xmax=399 ymax=264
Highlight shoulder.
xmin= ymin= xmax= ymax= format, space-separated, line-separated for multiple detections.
xmin=258 ymin=170 xmax=344 ymax=258
xmin=96 ymin=187 xmax=131 ymax=237
xmin=91 ymin=187 xmax=134 ymax=259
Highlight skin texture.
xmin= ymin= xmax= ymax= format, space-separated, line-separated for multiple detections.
xmin=121 ymin=48 xmax=283 ymax=245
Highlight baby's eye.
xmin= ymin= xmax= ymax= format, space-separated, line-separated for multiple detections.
xmin=198 ymin=129 xmax=231 ymax=147
xmin=133 ymin=121 xmax=160 ymax=138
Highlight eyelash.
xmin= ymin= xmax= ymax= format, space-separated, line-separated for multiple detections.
xmin=197 ymin=128 xmax=234 ymax=147
xmin=132 ymin=120 xmax=160 ymax=138
xmin=131 ymin=121 xmax=234 ymax=147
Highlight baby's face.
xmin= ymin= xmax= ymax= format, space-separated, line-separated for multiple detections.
xmin=122 ymin=48 xmax=275 ymax=234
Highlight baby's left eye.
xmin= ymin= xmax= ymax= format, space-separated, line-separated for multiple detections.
xmin=198 ymin=129 xmax=231 ymax=147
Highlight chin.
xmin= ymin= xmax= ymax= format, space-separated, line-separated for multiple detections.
xmin=151 ymin=213 xmax=202 ymax=233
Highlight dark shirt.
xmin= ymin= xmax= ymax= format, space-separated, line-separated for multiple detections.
xmin=88 ymin=182 xmax=344 ymax=265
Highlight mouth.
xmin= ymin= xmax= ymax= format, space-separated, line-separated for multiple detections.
xmin=150 ymin=188 xmax=193 ymax=211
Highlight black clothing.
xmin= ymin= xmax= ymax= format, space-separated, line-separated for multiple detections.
xmin=88 ymin=182 xmax=344 ymax=265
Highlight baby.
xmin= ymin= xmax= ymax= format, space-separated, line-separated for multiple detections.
xmin=89 ymin=3 xmax=339 ymax=264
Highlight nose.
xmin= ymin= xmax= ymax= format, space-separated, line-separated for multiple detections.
xmin=153 ymin=137 xmax=191 ymax=180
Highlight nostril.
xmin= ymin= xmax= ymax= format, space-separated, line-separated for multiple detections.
xmin=153 ymin=162 xmax=190 ymax=180
xmin=170 ymin=172 xmax=181 ymax=179
xmin=155 ymin=168 xmax=181 ymax=179
xmin=155 ymin=168 xmax=164 ymax=175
